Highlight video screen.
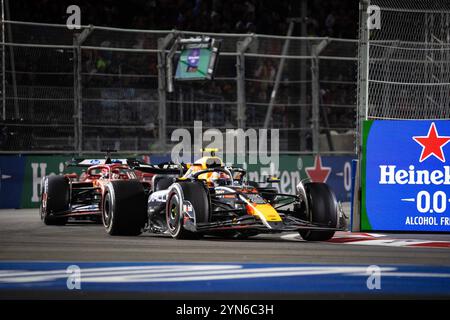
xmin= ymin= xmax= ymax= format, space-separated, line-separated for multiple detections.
xmin=175 ymin=47 xmax=213 ymax=80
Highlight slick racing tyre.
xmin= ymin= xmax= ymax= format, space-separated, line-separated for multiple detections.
xmin=166 ymin=181 xmax=210 ymax=239
xmin=299 ymin=182 xmax=337 ymax=241
xmin=40 ymin=175 xmax=69 ymax=225
xmin=103 ymin=180 xmax=147 ymax=236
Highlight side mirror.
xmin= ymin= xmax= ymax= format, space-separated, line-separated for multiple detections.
xmin=266 ymin=176 xmax=280 ymax=183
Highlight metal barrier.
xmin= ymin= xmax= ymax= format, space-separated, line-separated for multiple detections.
xmin=0 ymin=20 xmax=357 ymax=154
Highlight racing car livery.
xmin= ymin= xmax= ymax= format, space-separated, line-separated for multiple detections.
xmin=40 ymin=156 xmax=152 ymax=225
xmin=102 ymin=149 xmax=345 ymax=241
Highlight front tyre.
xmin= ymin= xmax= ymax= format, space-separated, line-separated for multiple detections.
xmin=299 ymin=182 xmax=337 ymax=241
xmin=166 ymin=190 xmax=187 ymax=238
xmin=40 ymin=175 xmax=69 ymax=225
xmin=103 ymin=180 xmax=147 ymax=236
xmin=166 ymin=181 xmax=210 ymax=239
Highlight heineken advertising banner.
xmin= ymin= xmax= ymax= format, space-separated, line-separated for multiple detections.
xmin=362 ymin=120 xmax=450 ymax=232
xmin=0 ymin=154 xmax=354 ymax=209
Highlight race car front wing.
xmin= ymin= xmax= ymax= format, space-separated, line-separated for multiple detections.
xmin=186 ymin=214 xmax=344 ymax=233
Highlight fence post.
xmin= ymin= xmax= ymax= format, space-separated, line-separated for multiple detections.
xmin=299 ymin=0 xmax=308 ymax=151
xmin=263 ymin=19 xmax=295 ymax=129
xmin=4 ymin=0 xmax=18 ymax=119
xmin=157 ymin=33 xmax=175 ymax=151
xmin=73 ymin=27 xmax=92 ymax=153
xmin=236 ymin=35 xmax=253 ymax=129
xmin=357 ymin=0 xmax=370 ymax=155
xmin=72 ymin=35 xmax=78 ymax=152
xmin=311 ymin=50 xmax=319 ymax=153
xmin=353 ymin=0 xmax=370 ymax=231
xmin=311 ymin=39 xmax=329 ymax=153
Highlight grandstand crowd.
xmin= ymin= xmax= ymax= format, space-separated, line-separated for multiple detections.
xmin=11 ymin=0 xmax=357 ymax=38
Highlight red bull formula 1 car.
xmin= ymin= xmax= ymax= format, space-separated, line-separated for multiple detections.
xmin=40 ymin=155 xmax=152 ymax=225
xmin=102 ymin=149 xmax=345 ymax=241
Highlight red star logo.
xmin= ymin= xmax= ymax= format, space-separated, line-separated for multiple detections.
xmin=413 ymin=122 xmax=450 ymax=163
xmin=305 ymin=156 xmax=331 ymax=183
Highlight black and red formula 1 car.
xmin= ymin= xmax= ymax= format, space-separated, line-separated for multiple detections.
xmin=39 ymin=156 xmax=153 ymax=225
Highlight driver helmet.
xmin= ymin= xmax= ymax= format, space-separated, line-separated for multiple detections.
xmin=209 ymin=171 xmax=231 ymax=187
xmin=101 ymin=167 xmax=109 ymax=179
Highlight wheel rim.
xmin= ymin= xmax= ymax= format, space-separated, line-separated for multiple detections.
xmin=167 ymin=193 xmax=181 ymax=234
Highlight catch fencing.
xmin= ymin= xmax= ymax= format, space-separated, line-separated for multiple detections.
xmin=1 ymin=20 xmax=357 ymax=154
xmin=357 ymin=0 xmax=450 ymax=150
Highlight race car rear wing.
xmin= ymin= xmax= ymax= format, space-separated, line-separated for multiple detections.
xmin=67 ymin=158 xmax=130 ymax=167
xmin=66 ymin=149 xmax=138 ymax=168
xmin=66 ymin=156 xmax=186 ymax=175
xmin=131 ymin=162 xmax=186 ymax=175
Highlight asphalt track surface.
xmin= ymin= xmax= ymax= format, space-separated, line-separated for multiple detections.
xmin=1 ymin=209 xmax=450 ymax=265
xmin=1 ymin=209 xmax=450 ymax=299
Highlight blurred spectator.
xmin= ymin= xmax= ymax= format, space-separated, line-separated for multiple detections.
xmin=253 ymin=59 xmax=276 ymax=101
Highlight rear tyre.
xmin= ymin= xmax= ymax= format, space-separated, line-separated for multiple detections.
xmin=299 ymin=229 xmax=335 ymax=241
xmin=166 ymin=181 xmax=210 ymax=239
xmin=103 ymin=180 xmax=147 ymax=236
xmin=299 ymin=183 xmax=337 ymax=241
xmin=40 ymin=175 xmax=69 ymax=225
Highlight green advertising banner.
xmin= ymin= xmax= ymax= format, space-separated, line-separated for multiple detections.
xmin=1 ymin=154 xmax=354 ymax=209
xmin=21 ymin=156 xmax=83 ymax=208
